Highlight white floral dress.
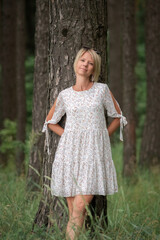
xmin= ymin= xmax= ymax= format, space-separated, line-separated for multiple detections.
xmin=42 ymin=82 xmax=128 ymax=197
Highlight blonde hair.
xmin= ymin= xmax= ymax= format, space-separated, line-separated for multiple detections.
xmin=73 ymin=48 xmax=101 ymax=82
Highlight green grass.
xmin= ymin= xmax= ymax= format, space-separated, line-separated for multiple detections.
xmin=0 ymin=143 xmax=159 ymax=240
xmin=107 ymin=143 xmax=160 ymax=240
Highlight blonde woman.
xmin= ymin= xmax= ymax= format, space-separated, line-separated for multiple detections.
xmin=42 ymin=47 xmax=128 ymax=239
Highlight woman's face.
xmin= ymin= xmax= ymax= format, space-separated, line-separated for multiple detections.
xmin=75 ymin=51 xmax=94 ymax=79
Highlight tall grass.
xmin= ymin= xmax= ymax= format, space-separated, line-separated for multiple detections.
xmin=0 ymin=142 xmax=159 ymax=240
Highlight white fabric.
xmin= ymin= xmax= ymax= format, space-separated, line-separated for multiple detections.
xmin=42 ymin=91 xmax=65 ymax=155
xmin=42 ymin=82 xmax=128 ymax=197
xmin=102 ymin=83 xmax=128 ymax=141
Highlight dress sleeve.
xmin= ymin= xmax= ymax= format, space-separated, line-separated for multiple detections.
xmin=103 ymin=84 xmax=128 ymax=141
xmin=42 ymin=91 xmax=66 ymax=155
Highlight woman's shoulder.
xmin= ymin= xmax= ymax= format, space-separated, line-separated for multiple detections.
xmin=95 ymin=82 xmax=107 ymax=87
xmin=58 ymin=86 xmax=72 ymax=98
xmin=95 ymin=82 xmax=109 ymax=91
xmin=62 ymin=85 xmax=72 ymax=93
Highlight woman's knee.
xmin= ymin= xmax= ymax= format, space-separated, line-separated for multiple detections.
xmin=73 ymin=200 xmax=86 ymax=213
xmin=73 ymin=195 xmax=93 ymax=214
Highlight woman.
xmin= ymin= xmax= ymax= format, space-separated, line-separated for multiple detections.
xmin=42 ymin=47 xmax=128 ymax=240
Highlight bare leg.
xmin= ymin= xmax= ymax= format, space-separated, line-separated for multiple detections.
xmin=66 ymin=196 xmax=74 ymax=220
xmin=66 ymin=196 xmax=75 ymax=239
xmin=66 ymin=195 xmax=94 ymax=240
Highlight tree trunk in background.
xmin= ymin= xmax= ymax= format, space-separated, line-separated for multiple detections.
xmin=122 ymin=0 xmax=137 ymax=177
xmin=25 ymin=0 xmax=35 ymax=54
xmin=0 ymin=0 xmax=2 ymax=128
xmin=108 ymin=0 xmax=123 ymax=107
xmin=26 ymin=0 xmax=49 ymax=190
xmin=33 ymin=0 xmax=108 ymax=232
xmin=139 ymin=0 xmax=160 ymax=167
xmin=1 ymin=0 xmax=17 ymax=121
xmin=0 ymin=0 xmax=17 ymax=166
xmin=15 ymin=0 xmax=26 ymax=176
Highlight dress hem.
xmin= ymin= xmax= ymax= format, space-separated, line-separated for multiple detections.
xmin=51 ymin=190 xmax=118 ymax=197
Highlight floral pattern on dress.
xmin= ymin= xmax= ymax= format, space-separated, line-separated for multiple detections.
xmin=42 ymin=82 xmax=128 ymax=197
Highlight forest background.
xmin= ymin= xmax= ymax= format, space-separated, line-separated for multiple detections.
xmin=0 ymin=0 xmax=159 ymax=239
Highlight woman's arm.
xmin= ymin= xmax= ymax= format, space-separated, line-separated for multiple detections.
xmin=107 ymin=90 xmax=121 ymax=137
xmin=46 ymin=98 xmax=64 ymax=137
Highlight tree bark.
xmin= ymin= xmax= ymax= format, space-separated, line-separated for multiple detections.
xmin=33 ymin=0 xmax=108 ymax=232
xmin=26 ymin=0 xmax=49 ymax=190
xmin=15 ymin=0 xmax=26 ymax=176
xmin=122 ymin=0 xmax=137 ymax=176
xmin=139 ymin=0 xmax=160 ymax=167
xmin=108 ymin=0 xmax=123 ymax=107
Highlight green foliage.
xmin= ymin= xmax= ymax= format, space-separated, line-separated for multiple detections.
xmin=0 ymin=119 xmax=24 ymax=162
xmin=0 ymin=56 xmax=34 ymax=165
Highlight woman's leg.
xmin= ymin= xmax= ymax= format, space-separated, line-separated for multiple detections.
xmin=66 ymin=194 xmax=94 ymax=240
xmin=66 ymin=196 xmax=75 ymax=239
xmin=66 ymin=196 xmax=75 ymax=220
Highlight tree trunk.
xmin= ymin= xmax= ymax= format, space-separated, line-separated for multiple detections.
xmin=0 ymin=0 xmax=17 ymax=167
xmin=139 ymin=0 xmax=160 ymax=167
xmin=0 ymin=0 xmax=3 ymax=129
xmin=122 ymin=0 xmax=137 ymax=177
xmin=15 ymin=0 xmax=26 ymax=176
xmin=25 ymin=0 xmax=35 ymax=54
xmin=1 ymin=0 xmax=17 ymax=121
xmin=26 ymin=0 xmax=49 ymax=191
xmin=108 ymin=0 xmax=123 ymax=107
xmin=33 ymin=0 xmax=108 ymax=232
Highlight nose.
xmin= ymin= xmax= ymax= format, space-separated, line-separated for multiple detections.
xmin=83 ymin=61 xmax=88 ymax=67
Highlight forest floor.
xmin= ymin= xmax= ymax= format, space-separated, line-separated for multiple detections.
xmin=0 ymin=143 xmax=159 ymax=240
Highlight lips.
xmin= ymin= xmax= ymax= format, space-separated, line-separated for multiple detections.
xmin=80 ymin=68 xmax=87 ymax=71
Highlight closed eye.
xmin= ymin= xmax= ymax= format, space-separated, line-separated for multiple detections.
xmin=80 ymin=58 xmax=94 ymax=65
xmin=81 ymin=59 xmax=93 ymax=64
